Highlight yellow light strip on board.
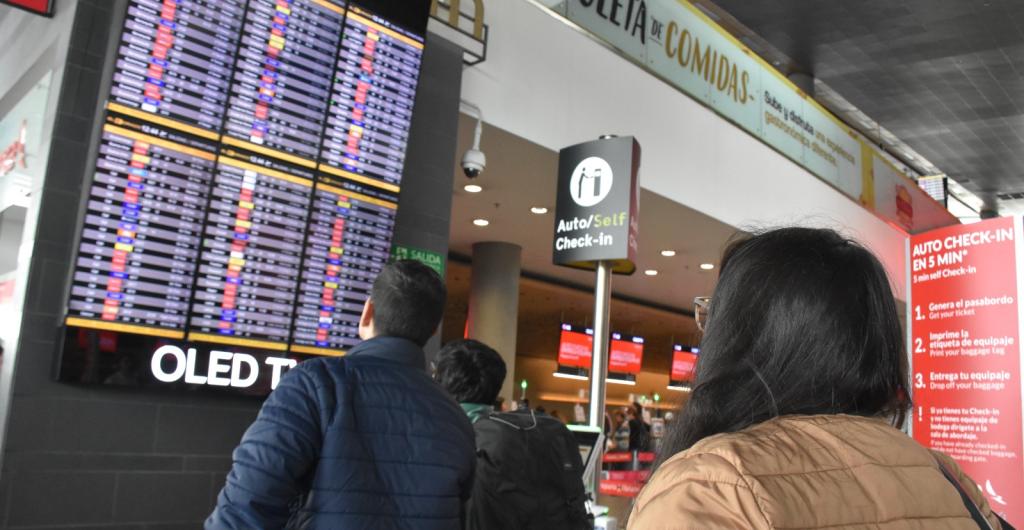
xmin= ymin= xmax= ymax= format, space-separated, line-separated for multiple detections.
xmin=290 ymin=344 xmax=347 ymax=356
xmin=188 ymin=332 xmax=288 ymax=351
xmin=106 ymin=102 xmax=220 ymax=141
xmin=316 ymin=181 xmax=397 ymax=209
xmin=318 ymin=163 xmax=401 ymax=193
xmin=222 ymin=136 xmax=317 ymax=169
xmin=65 ymin=316 xmax=184 ymax=339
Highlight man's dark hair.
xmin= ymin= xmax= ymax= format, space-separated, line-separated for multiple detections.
xmin=371 ymin=260 xmax=447 ymax=346
xmin=433 ymin=339 xmax=506 ymax=404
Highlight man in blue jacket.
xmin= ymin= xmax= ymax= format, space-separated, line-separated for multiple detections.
xmin=207 ymin=260 xmax=475 ymax=529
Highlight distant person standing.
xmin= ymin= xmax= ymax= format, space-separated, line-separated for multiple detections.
xmin=207 ymin=261 xmax=475 ymax=529
xmin=433 ymin=339 xmax=591 ymax=530
xmin=610 ymin=410 xmax=630 ymax=452
xmin=627 ymin=402 xmax=651 ymax=452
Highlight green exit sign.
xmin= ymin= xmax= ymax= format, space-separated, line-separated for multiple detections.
xmin=390 ymin=245 xmax=445 ymax=277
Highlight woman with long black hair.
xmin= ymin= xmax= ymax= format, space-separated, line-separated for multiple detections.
xmin=629 ymin=227 xmax=1004 ymax=529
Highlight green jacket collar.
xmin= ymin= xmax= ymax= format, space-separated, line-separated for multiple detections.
xmin=460 ymin=402 xmax=493 ymax=424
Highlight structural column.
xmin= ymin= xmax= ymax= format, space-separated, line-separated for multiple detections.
xmin=466 ymin=241 xmax=522 ymax=403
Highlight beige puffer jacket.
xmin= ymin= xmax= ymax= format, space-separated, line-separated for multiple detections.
xmin=629 ymin=415 xmax=1002 ymax=529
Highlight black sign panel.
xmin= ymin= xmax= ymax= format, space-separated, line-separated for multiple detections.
xmin=552 ymin=136 xmax=640 ymax=274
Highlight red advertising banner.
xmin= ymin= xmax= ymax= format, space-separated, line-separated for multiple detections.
xmin=598 ymin=479 xmax=643 ymax=497
xmin=0 ymin=0 xmax=53 ymax=16
xmin=609 ymin=333 xmax=643 ymax=374
xmin=910 ymin=216 xmax=1023 ymax=526
xmin=671 ymin=346 xmax=699 ymax=382
xmin=606 ymin=470 xmax=651 ymax=482
xmin=557 ymin=325 xmax=593 ymax=368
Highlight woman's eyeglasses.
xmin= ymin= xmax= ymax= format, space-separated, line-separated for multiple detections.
xmin=694 ymin=296 xmax=711 ymax=332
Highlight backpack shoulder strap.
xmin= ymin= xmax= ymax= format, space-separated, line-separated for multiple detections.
xmin=935 ymin=458 xmax=995 ymax=530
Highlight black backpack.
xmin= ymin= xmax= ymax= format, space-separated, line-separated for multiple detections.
xmin=467 ymin=410 xmax=593 ymax=530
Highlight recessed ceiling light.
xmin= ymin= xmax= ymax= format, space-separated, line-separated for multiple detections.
xmin=530 ymin=206 xmax=548 ymax=214
xmin=660 ymin=249 xmax=676 ymax=257
xmin=700 ymin=263 xmax=715 ymax=270
xmin=644 ymin=269 xmax=658 ymax=276
xmin=464 ymin=184 xmax=483 ymax=193
xmin=472 ymin=218 xmax=489 ymax=227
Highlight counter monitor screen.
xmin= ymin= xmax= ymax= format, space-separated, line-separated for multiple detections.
xmin=57 ymin=0 xmax=430 ymax=394
xmin=567 ymin=424 xmax=604 ymax=488
xmin=556 ymin=323 xmax=594 ymax=371
xmin=669 ymin=345 xmax=699 ymax=390
xmin=608 ymin=332 xmax=643 ymax=384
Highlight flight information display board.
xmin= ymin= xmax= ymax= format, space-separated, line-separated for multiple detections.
xmin=58 ymin=0 xmax=429 ymax=394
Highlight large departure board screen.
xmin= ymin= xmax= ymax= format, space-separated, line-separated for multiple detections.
xmin=57 ymin=0 xmax=430 ymax=394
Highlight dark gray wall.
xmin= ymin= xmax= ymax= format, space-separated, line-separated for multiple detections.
xmin=393 ymin=37 xmax=462 ymax=257
xmin=392 ymin=35 xmax=464 ymax=359
xmin=0 ymin=2 xmax=463 ymax=527
xmin=0 ymin=207 xmax=26 ymax=274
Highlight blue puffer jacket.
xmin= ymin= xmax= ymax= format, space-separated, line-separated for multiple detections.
xmin=206 ymin=337 xmax=476 ymax=529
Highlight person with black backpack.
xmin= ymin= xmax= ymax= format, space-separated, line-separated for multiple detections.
xmin=433 ymin=339 xmax=593 ymax=530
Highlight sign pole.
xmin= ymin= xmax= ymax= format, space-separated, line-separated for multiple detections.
xmin=588 ymin=259 xmax=613 ymax=495
xmin=588 ymin=260 xmax=612 ymax=429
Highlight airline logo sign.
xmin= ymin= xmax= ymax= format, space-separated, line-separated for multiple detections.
xmin=553 ymin=136 xmax=640 ymax=274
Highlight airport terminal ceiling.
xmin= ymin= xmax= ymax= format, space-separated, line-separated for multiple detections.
xmin=447 ymin=113 xmax=741 ymax=318
xmin=706 ymin=0 xmax=1024 ymax=215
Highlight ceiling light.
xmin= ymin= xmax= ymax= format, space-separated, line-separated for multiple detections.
xmin=644 ymin=269 xmax=658 ymax=276
xmin=472 ymin=218 xmax=489 ymax=227
xmin=530 ymin=206 xmax=548 ymax=214
xmin=464 ymin=184 xmax=483 ymax=193
xmin=660 ymin=249 xmax=676 ymax=257
xmin=552 ymin=372 xmax=589 ymax=381
xmin=700 ymin=263 xmax=715 ymax=270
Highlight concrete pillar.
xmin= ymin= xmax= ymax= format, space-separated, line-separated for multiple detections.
xmin=391 ymin=36 xmax=464 ymax=362
xmin=466 ymin=241 xmax=522 ymax=403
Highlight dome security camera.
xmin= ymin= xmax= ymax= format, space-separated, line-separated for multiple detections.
xmin=461 ymin=148 xmax=486 ymax=179
xmin=460 ymin=100 xmax=486 ymax=179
